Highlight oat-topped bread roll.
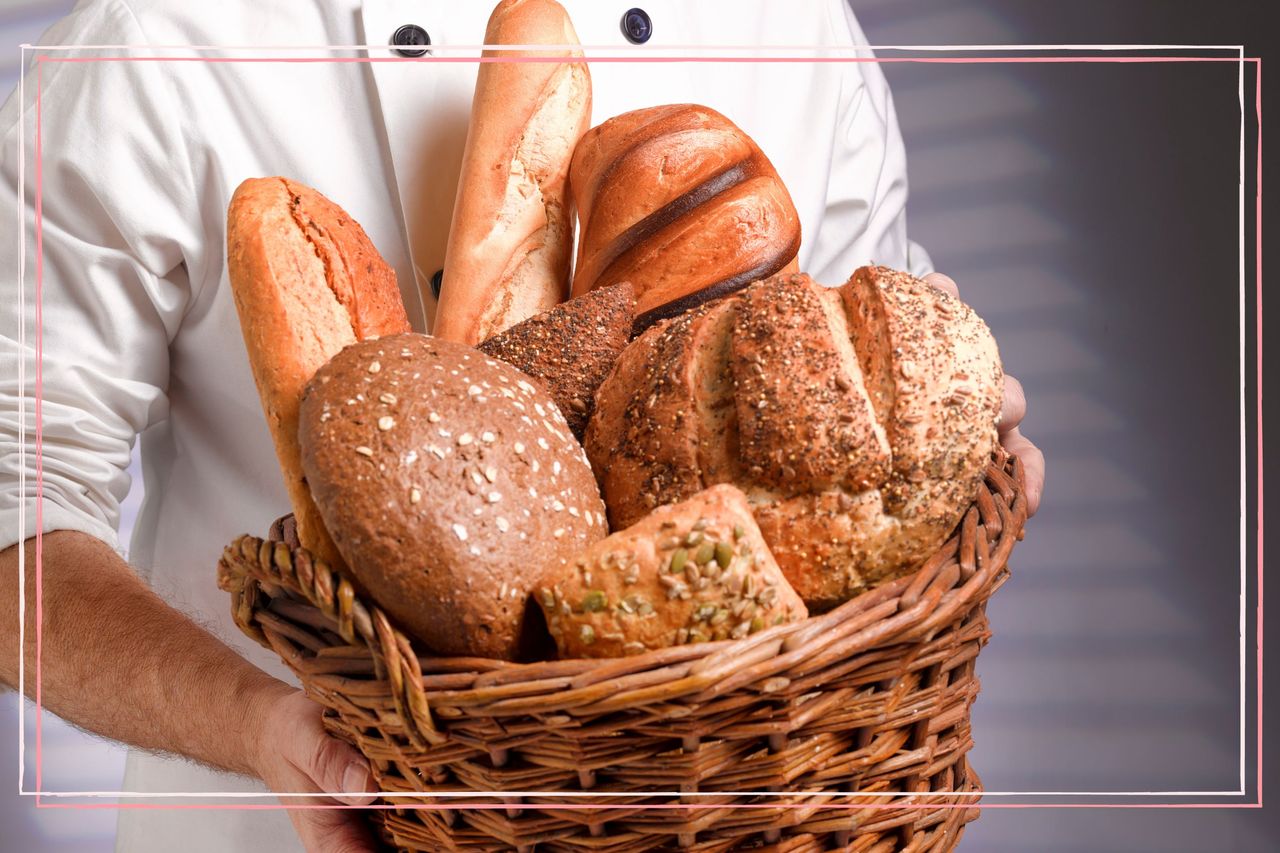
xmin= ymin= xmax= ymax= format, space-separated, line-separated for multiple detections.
xmin=433 ymin=0 xmax=591 ymax=345
xmin=568 ymin=104 xmax=801 ymax=333
xmin=227 ymin=177 xmax=411 ymax=570
xmin=586 ymin=267 xmax=1003 ymax=610
xmin=478 ymin=282 xmax=636 ymax=441
xmin=538 ymin=484 xmax=807 ymax=659
xmin=298 ymin=333 xmax=607 ymax=659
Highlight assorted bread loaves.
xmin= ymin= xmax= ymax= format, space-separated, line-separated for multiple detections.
xmin=586 ymin=267 xmax=1004 ymax=610
xmin=297 ymin=332 xmax=606 ymax=659
xmin=225 ymin=9 xmax=1008 ymax=660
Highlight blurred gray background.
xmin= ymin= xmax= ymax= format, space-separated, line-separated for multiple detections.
xmin=1 ymin=0 xmax=1272 ymax=850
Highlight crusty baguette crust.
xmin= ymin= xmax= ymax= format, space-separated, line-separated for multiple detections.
xmin=433 ymin=0 xmax=591 ymax=345
xmin=537 ymin=484 xmax=807 ymax=659
xmin=569 ymin=105 xmax=801 ymax=329
xmin=226 ymin=177 xmax=410 ymax=567
xmin=585 ymin=268 xmax=1002 ymax=609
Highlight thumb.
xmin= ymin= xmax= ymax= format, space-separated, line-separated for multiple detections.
xmin=297 ymin=728 xmax=377 ymax=807
xmin=923 ymin=272 xmax=960 ymax=298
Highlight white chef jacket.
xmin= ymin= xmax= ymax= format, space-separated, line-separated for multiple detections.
xmin=0 ymin=0 xmax=932 ymax=849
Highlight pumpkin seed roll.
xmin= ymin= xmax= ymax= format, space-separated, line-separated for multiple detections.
xmin=538 ymin=483 xmax=806 ymax=659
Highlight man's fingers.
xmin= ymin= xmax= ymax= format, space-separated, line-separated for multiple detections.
xmin=996 ymin=375 xmax=1038 ymax=516
xmin=923 ymin=272 xmax=959 ymax=298
xmin=261 ymin=692 xmax=378 ymax=851
xmin=1001 ymin=427 xmax=1044 ymax=518
xmin=304 ymin=731 xmax=376 ymax=807
xmin=999 ymin=375 xmax=1026 ymax=434
xmin=279 ymin=693 xmax=376 ymax=806
xmin=285 ymin=803 xmax=377 ymax=853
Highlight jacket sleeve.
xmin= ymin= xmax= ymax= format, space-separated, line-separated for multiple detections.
xmin=0 ymin=0 xmax=201 ymax=556
xmin=805 ymin=0 xmax=934 ymax=285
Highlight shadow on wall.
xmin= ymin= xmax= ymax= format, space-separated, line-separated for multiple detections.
xmin=882 ymin=53 xmax=1241 ymax=794
xmin=859 ymin=0 xmax=1261 ymax=850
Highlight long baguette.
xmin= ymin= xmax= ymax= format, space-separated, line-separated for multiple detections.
xmin=226 ymin=177 xmax=411 ymax=567
xmin=432 ymin=0 xmax=591 ymax=345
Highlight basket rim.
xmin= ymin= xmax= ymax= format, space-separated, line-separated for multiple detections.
xmin=217 ymin=448 xmax=1027 ymax=749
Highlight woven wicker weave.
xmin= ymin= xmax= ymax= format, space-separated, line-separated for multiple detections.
xmin=216 ymin=449 xmax=1027 ymax=852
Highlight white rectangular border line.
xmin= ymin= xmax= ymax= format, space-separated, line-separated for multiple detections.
xmin=17 ymin=43 xmax=1248 ymax=52
xmin=1237 ymin=45 xmax=1247 ymax=798
xmin=15 ymin=42 xmax=27 ymax=800
xmin=12 ymin=39 xmax=1249 ymax=799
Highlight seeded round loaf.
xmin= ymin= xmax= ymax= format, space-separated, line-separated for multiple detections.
xmin=298 ymin=332 xmax=607 ymax=659
xmin=585 ymin=267 xmax=1003 ymax=610
xmin=537 ymin=484 xmax=807 ymax=659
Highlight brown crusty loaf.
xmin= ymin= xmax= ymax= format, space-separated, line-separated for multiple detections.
xmin=478 ymin=282 xmax=636 ymax=440
xmin=537 ymin=484 xmax=807 ymax=659
xmin=585 ymin=267 xmax=1003 ymax=610
xmin=568 ymin=104 xmax=801 ymax=333
xmin=226 ymin=177 xmax=411 ymax=569
xmin=297 ymin=333 xmax=607 ymax=659
xmin=433 ymin=0 xmax=591 ymax=345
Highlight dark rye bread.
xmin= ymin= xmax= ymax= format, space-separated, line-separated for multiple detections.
xmin=298 ymin=332 xmax=607 ymax=659
xmin=537 ymin=484 xmax=807 ymax=659
xmin=586 ymin=268 xmax=1003 ymax=610
xmin=568 ymin=104 xmax=801 ymax=333
xmin=478 ymin=282 xmax=636 ymax=440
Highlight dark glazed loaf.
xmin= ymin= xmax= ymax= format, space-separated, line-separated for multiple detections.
xmin=568 ymin=104 xmax=801 ymax=333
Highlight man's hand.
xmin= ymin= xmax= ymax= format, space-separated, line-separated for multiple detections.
xmin=0 ymin=530 xmax=378 ymax=853
xmin=925 ymin=272 xmax=1045 ymax=517
xmin=249 ymin=688 xmax=378 ymax=853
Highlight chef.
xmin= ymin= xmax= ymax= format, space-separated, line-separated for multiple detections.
xmin=0 ymin=1 xmax=1044 ymax=851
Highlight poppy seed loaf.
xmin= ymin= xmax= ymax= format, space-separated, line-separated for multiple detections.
xmin=585 ymin=267 xmax=1003 ymax=610
xmin=298 ymin=332 xmax=607 ymax=659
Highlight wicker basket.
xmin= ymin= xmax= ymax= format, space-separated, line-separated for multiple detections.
xmin=216 ymin=449 xmax=1027 ymax=852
